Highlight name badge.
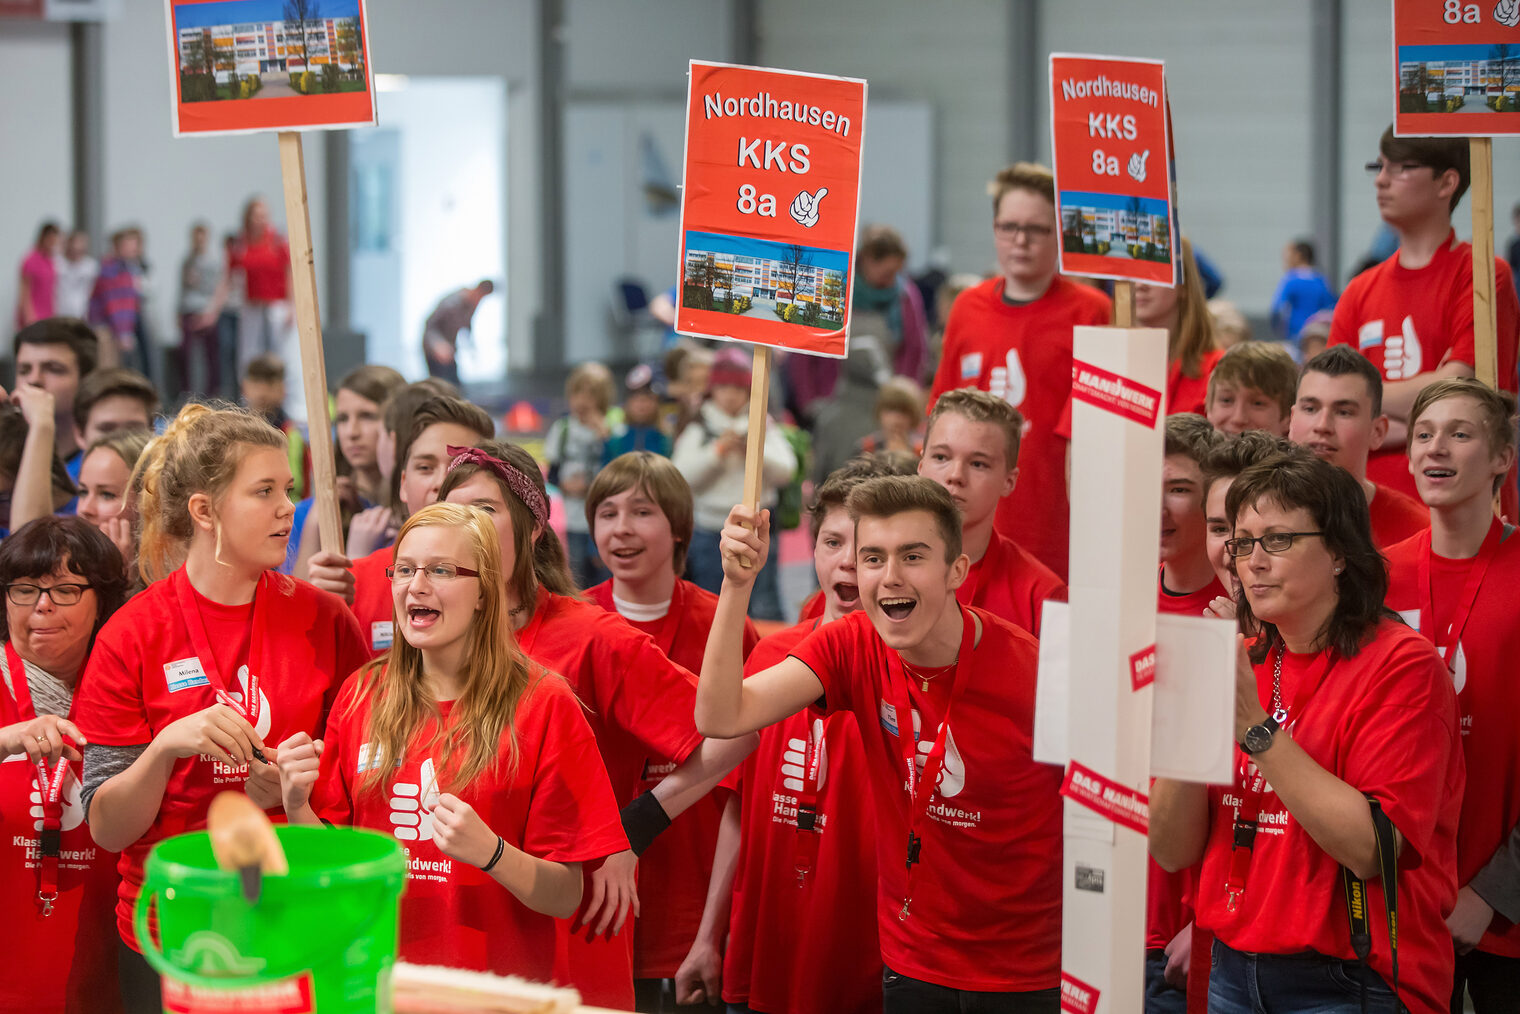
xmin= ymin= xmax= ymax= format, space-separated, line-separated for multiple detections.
xmin=960 ymin=352 xmax=983 ymax=380
xmin=164 ymin=657 xmax=209 ymax=693
xmin=371 ymin=621 xmax=394 ymax=651
xmin=878 ymin=700 xmax=900 ymax=737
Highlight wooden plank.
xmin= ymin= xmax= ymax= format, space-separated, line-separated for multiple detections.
xmin=277 ymin=130 xmax=344 ymax=554
xmin=1113 ymin=280 xmax=1134 ymax=328
xmin=1470 ymin=137 xmax=1497 ymax=390
xmin=741 ymin=345 xmax=773 ymax=512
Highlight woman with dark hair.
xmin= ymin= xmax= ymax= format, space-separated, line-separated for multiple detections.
xmin=1150 ymin=451 xmax=1464 ymax=1014
xmin=0 ymin=516 xmax=129 ymax=1014
xmin=16 ymin=220 xmax=61 ymax=329
xmin=439 ymin=440 xmax=755 ymax=1011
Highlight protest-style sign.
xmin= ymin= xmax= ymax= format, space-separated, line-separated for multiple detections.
xmin=676 ymin=60 xmax=867 ymax=360
xmin=166 ymin=0 xmax=376 ymax=137
xmin=1392 ymin=0 xmax=1520 ymax=138
xmin=164 ymin=0 xmax=377 ymax=556
xmin=1049 ymin=54 xmax=1177 ymax=290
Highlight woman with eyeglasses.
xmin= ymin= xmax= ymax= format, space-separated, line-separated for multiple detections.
xmin=438 ymin=440 xmax=757 ymax=1010
xmin=275 ymin=502 xmax=626 ymax=982
xmin=0 ymin=517 xmax=129 ymax=1014
xmin=71 ymin=404 xmax=369 ymax=1014
xmin=1134 ymin=236 xmax=1224 ymax=417
xmin=1150 ymin=450 xmax=1464 ymax=1014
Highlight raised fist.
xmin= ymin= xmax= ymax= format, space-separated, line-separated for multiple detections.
xmin=789 ymin=187 xmax=828 ymax=228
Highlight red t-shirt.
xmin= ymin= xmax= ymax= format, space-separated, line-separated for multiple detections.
xmin=1166 ymin=348 xmax=1225 ymax=417
xmin=516 ymin=588 xmax=704 ymax=1009
xmin=1368 ymin=482 xmax=1429 ymax=551
xmin=1194 ymin=621 xmax=1463 ymax=1014
xmin=585 ymin=579 xmax=758 ymax=980
xmin=931 ymin=276 xmax=1114 ymax=581
xmin=724 ymin=620 xmax=882 ymax=1014
xmin=790 ymin=606 xmax=1063 ymax=992
xmin=228 ymin=230 xmax=290 ymax=303
xmin=74 ymin=568 xmax=369 ymax=948
xmin=960 ymin=530 xmax=1067 ymax=636
xmin=1386 ymin=522 xmax=1520 ymax=958
xmin=311 ymin=668 xmax=627 ymax=981
xmin=1157 ymin=570 xmax=1226 ymax=618
xmin=1328 ymin=235 xmax=1520 ymax=503
xmin=351 ymin=545 xmax=396 ymax=657
xmin=0 ymin=651 xmax=121 ymax=1014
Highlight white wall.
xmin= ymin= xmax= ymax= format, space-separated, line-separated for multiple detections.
xmin=756 ymin=0 xmax=1011 ymax=276
xmin=0 ymin=22 xmax=73 ymax=333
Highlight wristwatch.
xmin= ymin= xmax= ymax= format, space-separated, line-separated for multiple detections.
xmin=1240 ymin=716 xmax=1280 ymax=755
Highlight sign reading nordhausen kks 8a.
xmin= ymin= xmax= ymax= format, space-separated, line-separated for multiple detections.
xmin=676 ymin=60 xmax=867 ymax=359
xmin=1049 ymin=54 xmax=1177 ymax=287
xmin=1392 ymin=0 xmax=1520 ymax=137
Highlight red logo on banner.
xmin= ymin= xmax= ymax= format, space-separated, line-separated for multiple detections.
xmin=1049 ymin=53 xmax=1177 ymax=285
xmin=1060 ymin=760 xmax=1149 ymax=834
xmin=1130 ymin=644 xmax=1157 ymax=691
xmin=161 ymin=972 xmax=316 ymax=1014
xmin=1060 ymin=971 xmax=1101 ymax=1014
xmin=1392 ymin=0 xmax=1520 ymax=138
xmin=676 ymin=61 xmax=867 ymax=358
xmin=1071 ymin=359 xmax=1162 ymax=429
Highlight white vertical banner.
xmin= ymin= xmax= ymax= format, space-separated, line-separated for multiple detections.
xmin=1058 ymin=325 xmax=1167 ymax=1014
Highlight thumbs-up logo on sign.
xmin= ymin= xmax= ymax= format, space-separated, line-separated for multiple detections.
xmin=789 ymin=188 xmax=828 ymax=228
xmin=1127 ymin=150 xmax=1151 ymax=183
xmin=1496 ymin=0 xmax=1518 ymax=28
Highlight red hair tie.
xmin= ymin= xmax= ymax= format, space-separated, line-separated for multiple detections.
xmin=445 ymin=446 xmax=550 ymax=528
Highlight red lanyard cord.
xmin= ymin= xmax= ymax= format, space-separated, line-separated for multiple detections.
xmin=4 ymin=641 xmax=72 ymax=917
xmin=1417 ymin=518 xmax=1502 ymax=670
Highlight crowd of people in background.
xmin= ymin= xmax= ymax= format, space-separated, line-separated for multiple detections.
xmin=2 ymin=121 xmax=1520 ymax=1014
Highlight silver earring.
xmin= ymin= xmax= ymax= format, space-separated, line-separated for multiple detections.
xmin=1334 ymin=567 xmax=1342 ymax=575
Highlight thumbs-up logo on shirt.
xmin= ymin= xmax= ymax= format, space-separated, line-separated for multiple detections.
xmin=389 ymin=758 xmax=441 ymax=841
xmin=29 ymin=770 xmax=84 ymax=833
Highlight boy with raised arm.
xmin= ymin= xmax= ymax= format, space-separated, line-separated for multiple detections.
xmin=696 ymin=476 xmax=1063 ymax=1014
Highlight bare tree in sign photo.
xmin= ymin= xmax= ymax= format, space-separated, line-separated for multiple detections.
xmin=284 ymin=0 xmax=320 ymax=81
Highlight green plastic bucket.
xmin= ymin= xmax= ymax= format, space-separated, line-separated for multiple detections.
xmin=135 ymin=825 xmax=406 ymax=1014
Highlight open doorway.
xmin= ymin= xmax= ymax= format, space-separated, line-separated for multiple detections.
xmin=349 ymin=75 xmax=507 ymax=383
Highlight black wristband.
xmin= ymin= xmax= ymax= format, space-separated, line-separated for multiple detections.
xmin=619 ymin=790 xmax=671 ymax=857
xmin=480 ymin=836 xmax=505 ymax=873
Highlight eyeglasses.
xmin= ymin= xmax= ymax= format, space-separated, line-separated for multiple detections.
xmin=993 ymin=222 xmax=1054 ymax=240
xmin=1364 ymin=159 xmax=1431 ymax=179
xmin=5 ymin=583 xmax=91 ymax=606
xmin=1224 ymin=532 xmax=1326 ymax=558
xmin=386 ymin=562 xmax=481 ymax=584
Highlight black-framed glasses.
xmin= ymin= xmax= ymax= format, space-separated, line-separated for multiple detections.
xmin=386 ymin=563 xmax=481 ymax=584
xmin=1224 ymin=532 xmax=1326 ymax=558
xmin=4 ymin=583 xmax=91 ymax=606
xmin=1364 ymin=159 xmax=1430 ymax=179
xmin=993 ymin=221 xmax=1054 ymax=240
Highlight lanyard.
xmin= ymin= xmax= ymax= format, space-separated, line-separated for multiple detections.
xmin=883 ymin=605 xmax=975 ymax=921
xmin=1224 ymin=640 xmax=1336 ymax=911
xmin=171 ymin=569 xmax=268 ymax=732
xmin=4 ymin=641 xmax=71 ymax=917
xmin=1417 ymin=518 xmax=1502 ymax=671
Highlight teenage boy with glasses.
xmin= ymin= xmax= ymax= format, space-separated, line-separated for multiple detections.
xmin=928 ymin=162 xmax=1112 ymax=581
xmin=1330 ymin=126 xmax=1520 ymax=508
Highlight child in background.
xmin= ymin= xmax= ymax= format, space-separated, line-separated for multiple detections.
xmin=1203 ymin=341 xmax=1297 ymax=437
xmin=858 ymin=376 xmax=926 ymax=457
xmin=663 ymin=344 xmax=713 ymax=436
xmin=603 ymin=364 xmax=671 ymax=463
xmin=241 ymin=355 xmax=312 ymax=500
xmin=670 ymin=348 xmax=796 ymax=621
xmin=1206 ymin=299 xmax=1253 ymax=351
xmin=545 ymin=363 xmax=614 ymax=588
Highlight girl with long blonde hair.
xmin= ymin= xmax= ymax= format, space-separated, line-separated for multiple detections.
xmin=1135 ymin=236 xmax=1224 ymax=416
xmin=438 ymin=440 xmax=757 ymax=1010
xmin=74 ymin=403 xmax=370 ymax=1014
xmin=275 ymin=502 xmax=627 ymax=981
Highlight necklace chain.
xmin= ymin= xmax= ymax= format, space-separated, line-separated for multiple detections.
xmin=1271 ymin=645 xmax=1284 ymax=720
xmin=903 ymin=656 xmax=957 ymax=691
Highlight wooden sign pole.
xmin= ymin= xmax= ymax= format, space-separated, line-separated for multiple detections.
xmin=741 ymin=346 xmax=773 ymax=512
xmin=1113 ymin=281 xmax=1135 ymax=329
xmin=1470 ymin=137 xmax=1498 ymax=390
xmin=277 ymin=130 xmax=344 ymax=555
